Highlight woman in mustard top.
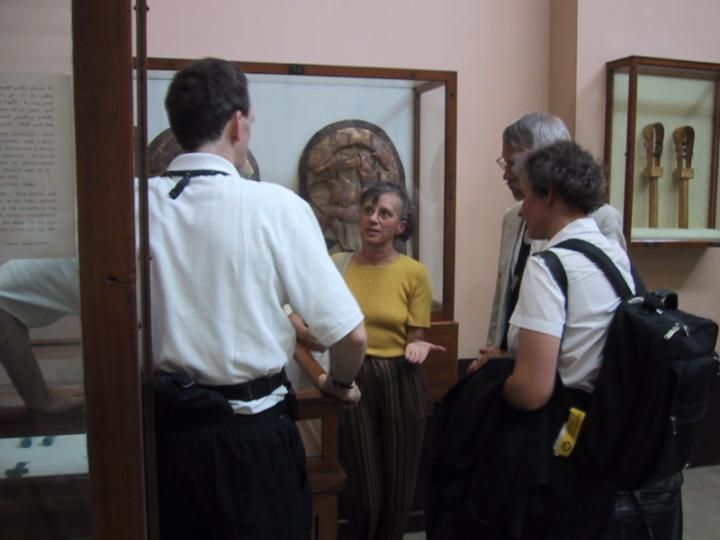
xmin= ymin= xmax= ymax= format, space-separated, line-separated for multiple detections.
xmin=336 ymin=182 xmax=445 ymax=540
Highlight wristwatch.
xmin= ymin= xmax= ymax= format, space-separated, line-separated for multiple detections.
xmin=330 ymin=377 xmax=354 ymax=389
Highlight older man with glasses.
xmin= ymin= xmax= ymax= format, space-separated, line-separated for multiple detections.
xmin=482 ymin=112 xmax=626 ymax=357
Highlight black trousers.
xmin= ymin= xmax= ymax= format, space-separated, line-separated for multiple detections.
xmin=156 ymin=401 xmax=312 ymax=540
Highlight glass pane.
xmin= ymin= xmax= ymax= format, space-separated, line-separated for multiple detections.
xmin=633 ymin=73 xmax=716 ymax=238
xmin=608 ymin=70 xmax=629 ymax=219
xmin=143 ymin=65 xmax=449 ymax=312
xmin=417 ymin=84 xmax=446 ymax=310
xmin=0 ymin=1 xmax=90 ymax=537
xmin=607 ymin=59 xmax=720 ymax=245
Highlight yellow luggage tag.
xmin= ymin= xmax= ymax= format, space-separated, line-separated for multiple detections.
xmin=553 ymin=407 xmax=586 ymax=457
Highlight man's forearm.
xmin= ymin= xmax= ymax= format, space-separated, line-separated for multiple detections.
xmin=328 ymin=322 xmax=366 ymax=384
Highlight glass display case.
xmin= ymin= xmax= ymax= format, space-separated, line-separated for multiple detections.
xmin=1 ymin=1 xmax=147 ymax=538
xmin=143 ymin=59 xmax=457 ymax=321
xmin=137 ymin=60 xmax=460 ymax=539
xmin=604 ymin=56 xmax=720 ymax=246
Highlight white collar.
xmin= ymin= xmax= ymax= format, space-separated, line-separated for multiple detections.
xmin=545 ymin=217 xmax=600 ymax=248
xmin=165 ymin=152 xmax=239 ymax=178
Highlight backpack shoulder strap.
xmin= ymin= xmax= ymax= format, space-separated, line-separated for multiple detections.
xmin=535 ymin=250 xmax=568 ymax=309
xmin=534 ymin=250 xmax=569 ymax=390
xmin=554 ymin=239 xmax=634 ymax=299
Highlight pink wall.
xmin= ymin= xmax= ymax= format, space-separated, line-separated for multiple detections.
xmin=549 ymin=0 xmax=577 ymax=135
xmin=144 ymin=0 xmax=720 ymax=357
xmin=576 ymin=0 xmax=720 ymax=155
xmin=575 ymin=0 xmax=720 ymax=333
xmin=146 ymin=0 xmax=552 ymax=356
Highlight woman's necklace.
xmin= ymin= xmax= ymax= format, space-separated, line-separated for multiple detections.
xmin=354 ymin=249 xmax=398 ymax=267
xmin=355 ymin=249 xmax=398 ymax=285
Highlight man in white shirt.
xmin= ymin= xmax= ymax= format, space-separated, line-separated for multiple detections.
xmin=151 ymin=58 xmax=366 ymax=540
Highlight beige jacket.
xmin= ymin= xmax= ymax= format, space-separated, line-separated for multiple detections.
xmin=486 ymin=202 xmax=625 ymax=348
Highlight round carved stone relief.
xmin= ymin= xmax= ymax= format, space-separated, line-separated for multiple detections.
xmin=146 ymin=128 xmax=260 ymax=180
xmin=298 ymin=119 xmax=405 ymax=253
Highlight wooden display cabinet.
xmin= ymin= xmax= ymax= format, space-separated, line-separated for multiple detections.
xmin=143 ymin=58 xmax=457 ymax=323
xmin=0 ymin=55 xmax=459 ymax=540
xmin=604 ymin=55 xmax=720 ymax=246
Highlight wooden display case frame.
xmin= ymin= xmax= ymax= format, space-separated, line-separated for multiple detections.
xmin=144 ymin=57 xmax=457 ymax=322
xmin=604 ymin=55 xmax=720 ymax=247
xmin=1 ymin=7 xmax=459 ymax=539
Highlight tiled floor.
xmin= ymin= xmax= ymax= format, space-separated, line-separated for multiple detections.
xmin=403 ymin=465 xmax=720 ymax=540
xmin=683 ymin=465 xmax=720 ymax=540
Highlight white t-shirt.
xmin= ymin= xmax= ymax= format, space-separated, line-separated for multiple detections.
xmin=148 ymin=153 xmax=363 ymax=413
xmin=507 ymin=218 xmax=634 ymax=392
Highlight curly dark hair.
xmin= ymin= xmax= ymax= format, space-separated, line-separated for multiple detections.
xmin=515 ymin=140 xmax=607 ymax=214
xmin=165 ymin=58 xmax=250 ymax=152
xmin=360 ymin=182 xmax=414 ymax=241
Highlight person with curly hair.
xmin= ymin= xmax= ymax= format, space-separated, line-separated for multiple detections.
xmin=478 ymin=140 xmax=634 ymax=401
xmin=474 ymin=141 xmax=635 ymax=538
xmin=485 ymin=113 xmax=625 ymax=353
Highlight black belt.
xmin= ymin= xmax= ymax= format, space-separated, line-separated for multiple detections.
xmin=197 ymin=368 xmax=289 ymax=401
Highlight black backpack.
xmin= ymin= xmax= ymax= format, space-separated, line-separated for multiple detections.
xmin=537 ymin=239 xmax=720 ymax=490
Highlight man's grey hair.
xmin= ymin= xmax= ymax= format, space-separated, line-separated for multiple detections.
xmin=502 ymin=112 xmax=571 ymax=151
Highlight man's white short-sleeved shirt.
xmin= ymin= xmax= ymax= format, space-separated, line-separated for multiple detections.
xmin=148 ymin=153 xmax=363 ymax=413
xmin=507 ymin=218 xmax=634 ymax=392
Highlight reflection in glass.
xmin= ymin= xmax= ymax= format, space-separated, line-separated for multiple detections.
xmin=0 ymin=0 xmax=90 ymax=537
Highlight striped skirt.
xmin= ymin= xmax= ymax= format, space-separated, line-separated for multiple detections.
xmin=339 ymin=355 xmax=429 ymax=540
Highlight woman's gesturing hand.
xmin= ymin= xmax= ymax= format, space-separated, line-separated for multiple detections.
xmin=405 ymin=340 xmax=447 ymax=364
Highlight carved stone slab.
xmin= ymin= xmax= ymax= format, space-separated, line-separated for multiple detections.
xmin=146 ymin=127 xmax=260 ymax=180
xmin=298 ymin=119 xmax=405 ymax=252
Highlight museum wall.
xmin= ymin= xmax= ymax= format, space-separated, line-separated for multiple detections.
xmin=147 ymin=0 xmax=720 ymax=356
xmin=571 ymin=0 xmax=720 ymax=339
xmin=549 ymin=0 xmax=577 ymax=136
xmin=145 ymin=0 xmax=553 ymax=357
xmin=6 ymin=1 xmax=719 ymax=360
